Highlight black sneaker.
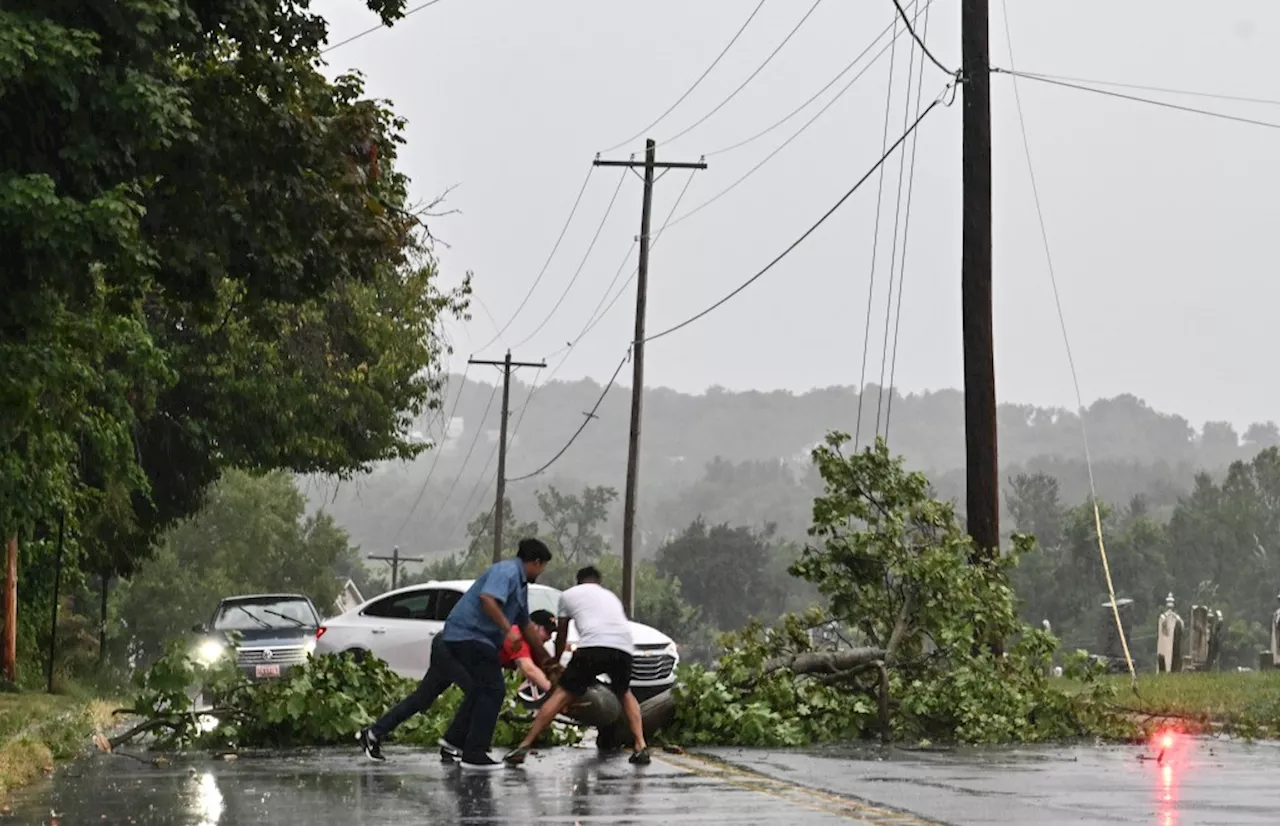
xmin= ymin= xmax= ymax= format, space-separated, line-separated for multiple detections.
xmin=357 ymin=728 xmax=384 ymax=762
xmin=629 ymin=747 xmax=651 ymax=765
xmin=459 ymin=752 xmax=502 ymax=772
xmin=438 ymin=738 xmax=462 ymax=762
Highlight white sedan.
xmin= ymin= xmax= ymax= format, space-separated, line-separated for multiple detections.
xmin=315 ymin=579 xmax=680 ymax=700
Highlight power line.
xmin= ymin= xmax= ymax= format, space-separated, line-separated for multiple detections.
xmin=991 ymin=68 xmax=1280 ymax=132
xmin=427 ymin=380 xmax=499 ymax=530
xmin=507 ymin=354 xmax=628 ymax=482
xmin=511 ymin=168 xmax=628 ymax=350
xmin=321 ymin=0 xmax=446 ymax=54
xmin=469 ymin=292 xmax=507 ymax=348
xmin=521 ymin=168 xmax=696 ymax=396
xmin=599 ymin=0 xmax=770 ymax=155
xmin=391 ymin=365 xmax=470 ymax=542
xmin=657 ymin=0 xmax=827 ymax=149
xmin=857 ymin=4 xmax=903 ymax=450
xmin=474 ymin=166 xmax=597 ymax=353
xmin=999 ymin=0 xmax=1135 ymax=682
xmin=875 ymin=0 xmax=925 ymax=434
xmin=666 ymin=0 xmax=932 ymax=232
xmin=889 ymin=0 xmax=953 ymax=76
xmin=643 ymin=91 xmax=947 ymax=345
xmin=884 ymin=5 xmax=933 ymax=441
xmin=1000 ymin=70 xmax=1280 ymax=108
xmin=705 ymin=0 xmax=928 ymax=158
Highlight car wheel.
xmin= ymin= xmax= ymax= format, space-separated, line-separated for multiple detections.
xmin=345 ymin=648 xmax=368 ymax=665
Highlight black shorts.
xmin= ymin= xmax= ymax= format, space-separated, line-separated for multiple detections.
xmin=559 ymin=646 xmax=633 ymax=697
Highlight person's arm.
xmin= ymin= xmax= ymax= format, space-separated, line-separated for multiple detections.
xmin=477 ymin=566 xmax=518 ymax=633
xmin=519 ymin=623 xmax=554 ymax=670
xmin=515 ymin=656 xmax=552 ymax=691
xmin=553 ymin=616 xmax=572 ymax=661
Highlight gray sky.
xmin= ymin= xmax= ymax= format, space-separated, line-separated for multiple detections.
xmin=315 ymin=0 xmax=1280 ymax=431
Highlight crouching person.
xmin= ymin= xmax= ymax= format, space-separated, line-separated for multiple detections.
xmin=503 ymin=565 xmax=650 ymax=766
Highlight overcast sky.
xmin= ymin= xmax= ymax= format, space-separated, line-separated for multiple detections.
xmin=314 ymin=0 xmax=1280 ymax=431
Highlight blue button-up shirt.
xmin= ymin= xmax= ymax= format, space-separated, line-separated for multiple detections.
xmin=441 ymin=559 xmax=530 ymax=650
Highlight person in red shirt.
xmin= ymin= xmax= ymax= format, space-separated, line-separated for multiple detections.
xmin=499 ymin=609 xmax=557 ymax=692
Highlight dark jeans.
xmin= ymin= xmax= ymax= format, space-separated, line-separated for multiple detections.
xmin=441 ymin=639 xmax=505 ymax=756
xmin=370 ymin=635 xmax=470 ymax=739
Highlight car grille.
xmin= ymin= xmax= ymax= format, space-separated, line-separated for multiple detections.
xmin=630 ymin=653 xmax=676 ymax=682
xmin=236 ymin=646 xmax=309 ymax=667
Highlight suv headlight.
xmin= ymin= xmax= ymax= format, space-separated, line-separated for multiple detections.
xmin=195 ymin=639 xmax=227 ymax=666
xmin=662 ymin=641 xmax=678 ymax=658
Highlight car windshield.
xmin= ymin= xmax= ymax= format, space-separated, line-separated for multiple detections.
xmin=213 ymin=598 xmax=316 ymax=631
xmin=528 ymin=586 xmax=561 ymax=617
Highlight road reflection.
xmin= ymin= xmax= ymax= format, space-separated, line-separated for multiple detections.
xmin=191 ymin=771 xmax=224 ymax=826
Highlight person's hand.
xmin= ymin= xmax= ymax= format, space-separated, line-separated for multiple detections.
xmin=544 ymin=662 xmax=565 ymax=683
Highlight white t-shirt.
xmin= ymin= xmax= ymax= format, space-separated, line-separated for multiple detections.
xmin=557 ymin=583 xmax=634 ymax=654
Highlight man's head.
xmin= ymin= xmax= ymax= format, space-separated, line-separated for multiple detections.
xmin=575 ymin=565 xmax=602 ymax=585
xmin=517 ymin=538 xmax=552 ymax=582
xmin=530 ymin=609 xmax=556 ymax=642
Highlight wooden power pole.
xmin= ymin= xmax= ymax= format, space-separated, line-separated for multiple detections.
xmin=593 ymin=140 xmax=706 ymax=616
xmin=470 ymin=351 xmax=544 ymax=562
xmin=961 ymin=0 xmax=998 ymax=562
xmin=369 ymin=546 xmax=423 ymax=591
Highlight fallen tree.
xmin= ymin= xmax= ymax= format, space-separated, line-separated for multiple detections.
xmin=663 ymin=436 xmax=1135 ymax=748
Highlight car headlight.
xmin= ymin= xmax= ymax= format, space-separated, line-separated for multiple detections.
xmin=195 ymin=639 xmax=227 ymax=666
xmin=662 ymin=641 xmax=678 ymax=658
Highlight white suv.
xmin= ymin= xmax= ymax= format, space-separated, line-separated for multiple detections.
xmin=314 ymin=580 xmax=679 ymax=700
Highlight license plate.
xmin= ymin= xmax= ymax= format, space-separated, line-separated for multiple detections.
xmin=255 ymin=664 xmax=280 ymax=678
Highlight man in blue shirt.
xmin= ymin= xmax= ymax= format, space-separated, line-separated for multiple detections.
xmin=358 ymin=538 xmax=555 ymax=771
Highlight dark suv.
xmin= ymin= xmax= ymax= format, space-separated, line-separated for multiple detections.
xmin=193 ymin=594 xmax=321 ymax=682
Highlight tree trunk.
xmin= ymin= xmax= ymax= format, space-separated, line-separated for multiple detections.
xmin=762 ymin=646 xmax=887 ymax=677
xmin=3 ymin=534 xmax=16 ymax=684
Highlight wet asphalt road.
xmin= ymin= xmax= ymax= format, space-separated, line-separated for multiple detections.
xmin=8 ymin=736 xmax=1279 ymax=825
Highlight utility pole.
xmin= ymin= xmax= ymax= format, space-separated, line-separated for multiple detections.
xmin=961 ymin=0 xmax=998 ymax=564
xmin=593 ymin=140 xmax=706 ymax=616
xmin=369 ymin=546 xmax=423 ymax=591
xmin=470 ymin=351 xmax=545 ymax=562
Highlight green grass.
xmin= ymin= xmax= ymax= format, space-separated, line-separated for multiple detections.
xmin=1091 ymin=671 xmax=1280 ymax=736
xmin=0 ymin=692 xmax=117 ymax=802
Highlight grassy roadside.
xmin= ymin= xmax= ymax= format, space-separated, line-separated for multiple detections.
xmin=0 ymin=693 xmax=116 ymax=803
xmin=1090 ymin=672 xmax=1280 ymax=736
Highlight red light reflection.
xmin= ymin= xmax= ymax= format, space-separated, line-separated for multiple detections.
xmin=1149 ymin=727 xmax=1182 ymax=825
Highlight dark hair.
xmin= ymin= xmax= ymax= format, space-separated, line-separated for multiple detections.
xmin=576 ymin=565 xmax=602 ymax=585
xmin=516 ymin=537 xmax=552 ymax=563
xmin=530 ymin=609 xmax=556 ymax=633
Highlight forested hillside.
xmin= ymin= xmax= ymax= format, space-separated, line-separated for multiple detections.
xmin=307 ymin=373 xmax=1278 ymax=559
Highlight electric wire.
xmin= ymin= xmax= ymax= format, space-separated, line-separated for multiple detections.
xmin=643 ymin=91 xmax=946 ymax=345
xmin=666 ymin=0 xmax=932 ymax=232
xmin=888 ymin=0 xmax=953 ymax=76
xmin=391 ymin=365 xmax=470 ymax=541
xmin=507 ymin=354 xmax=628 ymax=482
xmin=998 ymin=70 xmax=1280 ymax=108
xmin=705 ymin=0 xmax=927 ymax=158
xmin=999 ymin=1 xmax=1136 ymax=682
xmin=322 ymin=0 xmax=446 ymax=54
xmin=599 ymin=0 xmax=770 ymax=154
xmin=474 ymin=166 xmax=596 ymax=353
xmin=874 ymin=2 xmax=923 ymax=435
xmin=511 ymin=168 xmax=629 ymax=350
xmin=883 ymin=5 xmax=932 ymax=441
xmin=856 ymin=8 xmax=902 ymax=451
xmin=991 ymin=69 xmax=1280 ymax=132
xmin=523 ymin=168 xmax=697 ymax=396
xmin=426 ymin=380 xmax=499 ymax=531
xmin=657 ymin=0 xmax=827 ymax=149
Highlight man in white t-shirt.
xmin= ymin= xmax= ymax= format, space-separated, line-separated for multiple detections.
xmin=503 ymin=565 xmax=650 ymax=766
